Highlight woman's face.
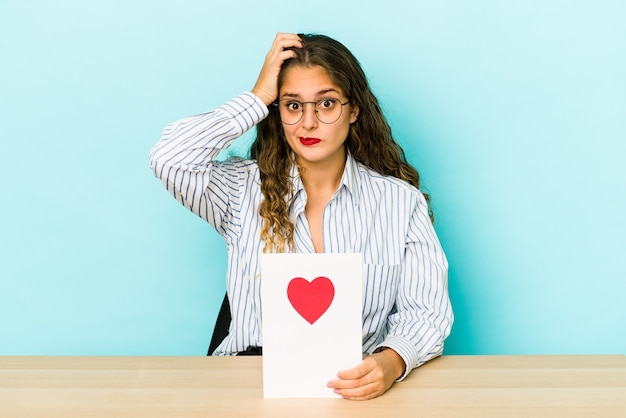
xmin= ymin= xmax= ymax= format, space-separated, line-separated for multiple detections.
xmin=278 ymin=65 xmax=358 ymax=170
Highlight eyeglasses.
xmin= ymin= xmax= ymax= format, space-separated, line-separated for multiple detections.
xmin=273 ymin=97 xmax=351 ymax=125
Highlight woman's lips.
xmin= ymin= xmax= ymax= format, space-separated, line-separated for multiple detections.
xmin=299 ymin=137 xmax=321 ymax=146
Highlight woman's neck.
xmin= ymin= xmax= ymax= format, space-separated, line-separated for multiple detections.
xmin=298 ymin=153 xmax=346 ymax=194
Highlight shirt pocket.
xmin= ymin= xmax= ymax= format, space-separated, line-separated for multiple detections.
xmin=362 ymin=263 xmax=400 ymax=321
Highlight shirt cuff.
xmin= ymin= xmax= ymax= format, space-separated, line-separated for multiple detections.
xmin=219 ymin=92 xmax=270 ymax=134
xmin=373 ymin=336 xmax=421 ymax=382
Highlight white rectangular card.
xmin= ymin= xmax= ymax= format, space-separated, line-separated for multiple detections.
xmin=260 ymin=253 xmax=363 ymax=398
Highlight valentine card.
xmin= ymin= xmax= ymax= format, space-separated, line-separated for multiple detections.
xmin=260 ymin=253 xmax=363 ymax=398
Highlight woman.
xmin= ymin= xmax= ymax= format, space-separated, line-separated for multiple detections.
xmin=150 ymin=33 xmax=453 ymax=400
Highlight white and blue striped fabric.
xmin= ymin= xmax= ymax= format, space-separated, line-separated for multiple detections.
xmin=150 ymin=92 xmax=453 ymax=379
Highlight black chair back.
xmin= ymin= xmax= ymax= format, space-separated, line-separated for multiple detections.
xmin=207 ymin=294 xmax=231 ymax=355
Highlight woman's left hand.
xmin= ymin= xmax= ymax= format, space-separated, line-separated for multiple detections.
xmin=327 ymin=348 xmax=406 ymax=400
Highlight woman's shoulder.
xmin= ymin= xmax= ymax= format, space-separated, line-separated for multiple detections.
xmin=355 ymin=161 xmax=422 ymax=196
xmin=353 ymin=162 xmax=431 ymax=220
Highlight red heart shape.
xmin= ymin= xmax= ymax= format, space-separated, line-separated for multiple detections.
xmin=287 ymin=277 xmax=335 ymax=325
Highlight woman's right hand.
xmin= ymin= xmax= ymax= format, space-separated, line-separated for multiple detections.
xmin=251 ymin=33 xmax=302 ymax=107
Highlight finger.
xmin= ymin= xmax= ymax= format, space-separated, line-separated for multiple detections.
xmin=276 ymin=49 xmax=298 ymax=62
xmin=274 ymin=32 xmax=302 ymax=42
xmin=336 ymin=358 xmax=376 ymax=380
xmin=263 ymin=42 xmax=300 ymax=70
xmin=328 ymin=372 xmax=376 ymax=390
xmin=269 ymin=43 xmax=301 ymax=62
xmin=334 ymin=381 xmax=383 ymax=401
xmin=328 ymin=370 xmax=377 ymax=391
xmin=271 ymin=34 xmax=302 ymax=53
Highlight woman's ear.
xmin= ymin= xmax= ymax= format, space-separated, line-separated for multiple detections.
xmin=349 ymin=104 xmax=359 ymax=124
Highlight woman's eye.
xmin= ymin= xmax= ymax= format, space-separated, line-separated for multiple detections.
xmin=319 ymin=99 xmax=336 ymax=109
xmin=286 ymin=102 xmax=301 ymax=111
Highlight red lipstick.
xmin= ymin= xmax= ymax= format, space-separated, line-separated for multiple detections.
xmin=300 ymin=137 xmax=321 ymax=146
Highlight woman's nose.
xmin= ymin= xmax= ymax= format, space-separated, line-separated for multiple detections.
xmin=300 ymin=103 xmax=318 ymax=129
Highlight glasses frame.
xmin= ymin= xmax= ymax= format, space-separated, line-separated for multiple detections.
xmin=272 ymin=97 xmax=351 ymax=125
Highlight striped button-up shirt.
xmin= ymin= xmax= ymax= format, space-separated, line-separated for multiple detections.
xmin=150 ymin=92 xmax=453 ymax=378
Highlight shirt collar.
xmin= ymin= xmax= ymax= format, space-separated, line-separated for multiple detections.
xmin=342 ymin=152 xmax=362 ymax=206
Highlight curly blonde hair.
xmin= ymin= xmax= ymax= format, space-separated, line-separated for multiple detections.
xmin=250 ymin=34 xmax=432 ymax=253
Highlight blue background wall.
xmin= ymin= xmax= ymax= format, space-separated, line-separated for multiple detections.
xmin=1 ymin=0 xmax=624 ymax=356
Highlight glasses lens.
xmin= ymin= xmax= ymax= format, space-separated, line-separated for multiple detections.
xmin=277 ymin=98 xmax=345 ymax=125
xmin=315 ymin=98 xmax=343 ymax=124
xmin=277 ymin=100 xmax=302 ymax=125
